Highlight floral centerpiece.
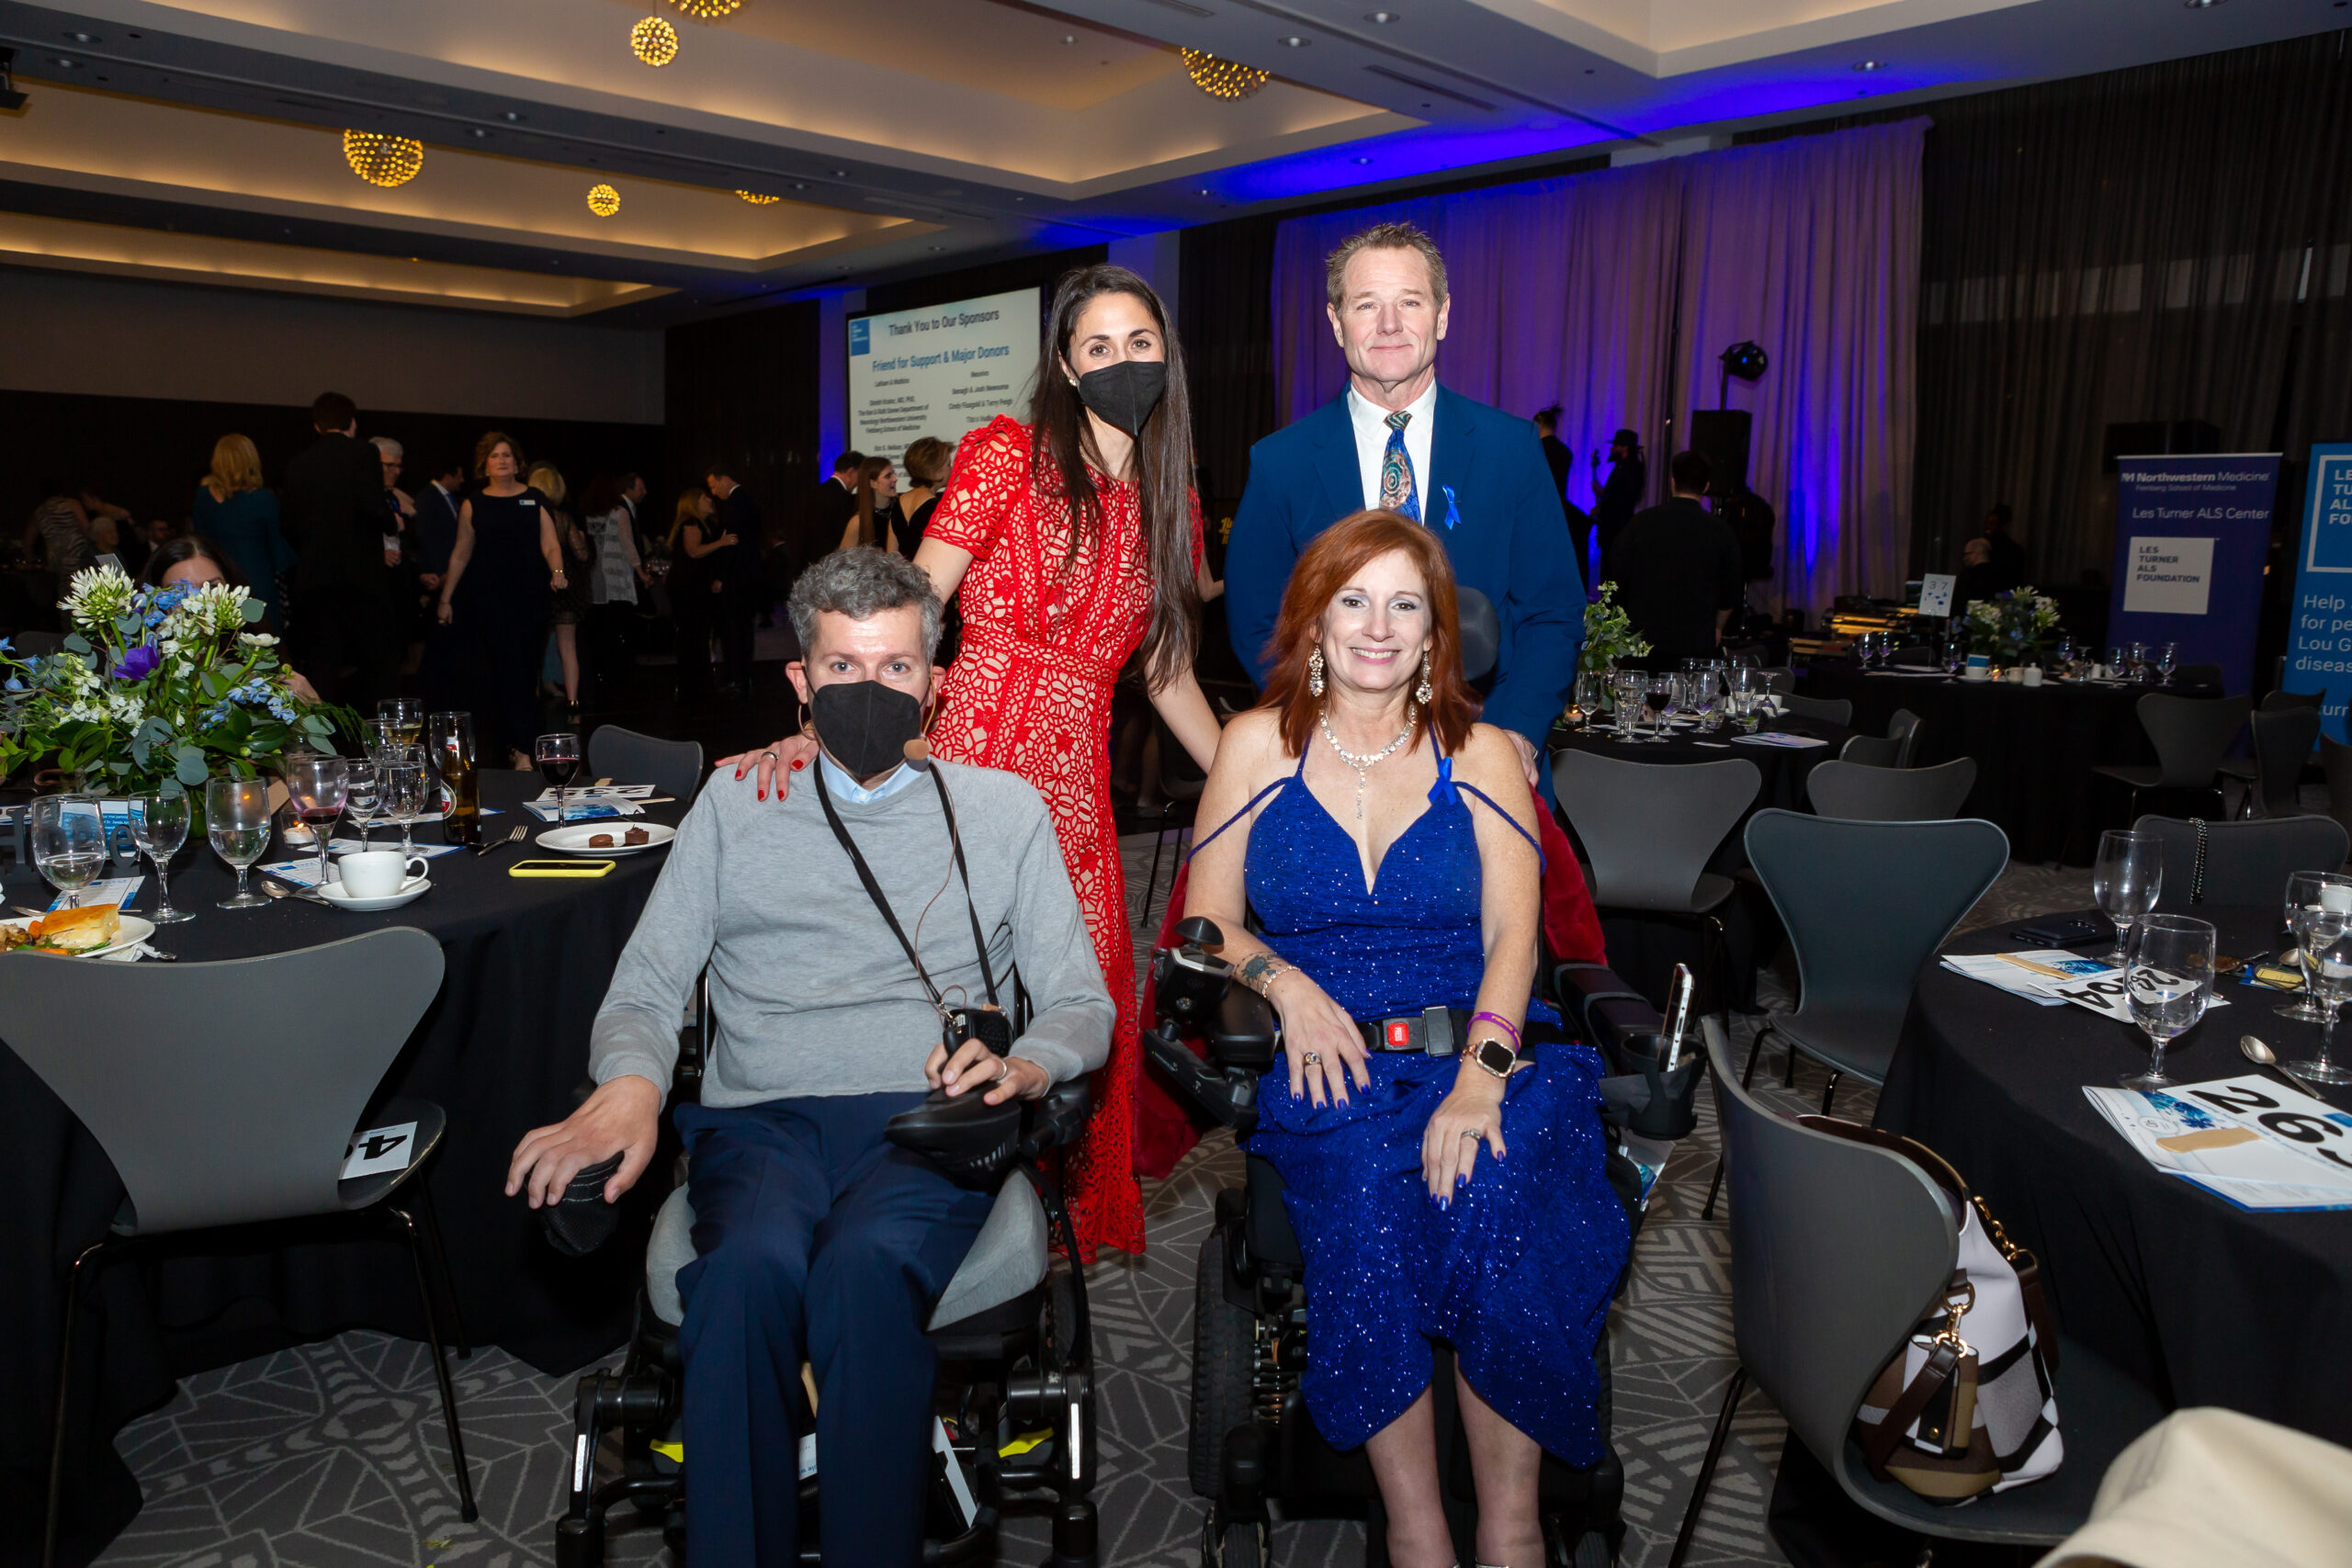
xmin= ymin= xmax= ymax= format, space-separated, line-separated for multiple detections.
xmin=0 ymin=563 xmax=341 ymax=797
xmin=1579 ymin=581 xmax=1651 ymax=674
xmin=1963 ymin=585 xmax=2061 ymax=667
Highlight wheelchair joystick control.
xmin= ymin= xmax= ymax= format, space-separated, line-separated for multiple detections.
xmin=542 ymin=1154 xmax=625 ymax=1257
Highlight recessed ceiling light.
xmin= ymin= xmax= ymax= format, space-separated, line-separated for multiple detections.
xmin=1281 ymin=36 xmax=1308 ymax=47
xmin=1365 ymin=10 xmax=1399 ymax=21
xmin=469 ymin=128 xmax=489 ymax=138
xmin=831 ymin=168 xmax=848 ymax=176
xmin=65 ymin=31 xmax=100 ymax=44
xmin=50 ymin=56 xmax=80 ymax=68
xmin=1061 ymin=33 xmax=1077 ymax=43
xmin=927 ymin=245 xmax=944 ymax=252
xmin=1853 ymin=60 xmax=1884 ymax=71
xmin=503 ymin=110 xmax=525 ymax=121
xmin=1351 ymin=155 xmax=1372 ymax=164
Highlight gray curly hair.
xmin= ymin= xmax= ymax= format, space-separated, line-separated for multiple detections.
xmin=788 ymin=546 xmax=943 ymax=659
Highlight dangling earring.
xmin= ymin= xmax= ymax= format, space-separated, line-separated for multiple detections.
xmin=1308 ymin=647 xmax=1326 ymax=697
xmin=1414 ymin=652 xmax=1433 ymax=706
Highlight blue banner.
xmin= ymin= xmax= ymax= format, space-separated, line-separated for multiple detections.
xmin=2106 ymin=454 xmax=2278 ymax=695
xmin=2282 ymin=444 xmax=2352 ymax=740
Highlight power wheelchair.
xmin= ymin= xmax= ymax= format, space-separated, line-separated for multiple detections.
xmin=543 ymin=991 xmax=1102 ymax=1568
xmin=1144 ymin=917 xmax=1691 ymax=1568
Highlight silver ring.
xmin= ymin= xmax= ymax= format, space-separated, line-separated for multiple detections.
xmin=993 ymin=1057 xmax=1012 ymax=1084
xmin=1302 ymin=1051 xmax=1322 ymax=1066
xmin=1461 ymin=1128 xmax=1483 ymax=1140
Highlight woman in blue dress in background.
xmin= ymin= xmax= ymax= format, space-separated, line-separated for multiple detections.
xmin=1186 ymin=510 xmax=1628 ymax=1568
xmin=191 ymin=434 xmax=296 ymax=631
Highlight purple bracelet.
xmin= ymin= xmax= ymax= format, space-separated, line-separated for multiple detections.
xmin=1470 ymin=1010 xmax=1521 ymax=1048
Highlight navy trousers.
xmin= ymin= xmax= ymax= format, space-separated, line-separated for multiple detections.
xmin=674 ymin=1094 xmax=992 ymax=1568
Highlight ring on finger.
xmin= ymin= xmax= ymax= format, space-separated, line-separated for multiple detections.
xmin=1302 ymin=1050 xmax=1321 ymax=1066
xmin=1460 ymin=1128 xmax=1484 ymax=1140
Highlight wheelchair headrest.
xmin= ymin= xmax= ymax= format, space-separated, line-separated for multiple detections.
xmin=1458 ymin=586 xmax=1500 ymax=682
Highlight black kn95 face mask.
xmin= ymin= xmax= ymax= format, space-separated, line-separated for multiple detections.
xmin=811 ymin=679 xmax=926 ymax=779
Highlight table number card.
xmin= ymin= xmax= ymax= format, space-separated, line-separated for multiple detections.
xmin=341 ymin=1122 xmax=419 ymax=1180
xmin=1917 ymin=572 xmax=1957 ymax=618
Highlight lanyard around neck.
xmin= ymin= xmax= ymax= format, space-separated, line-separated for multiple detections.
xmin=811 ymin=761 xmax=1002 ymax=1012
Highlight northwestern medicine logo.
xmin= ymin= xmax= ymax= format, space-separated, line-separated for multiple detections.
xmin=849 ymin=317 xmax=870 ymax=356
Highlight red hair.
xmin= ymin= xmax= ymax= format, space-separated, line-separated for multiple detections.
xmin=1260 ymin=510 xmax=1477 ymax=759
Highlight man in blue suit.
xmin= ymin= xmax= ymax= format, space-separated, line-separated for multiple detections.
xmin=1227 ymin=220 xmax=1584 ymax=788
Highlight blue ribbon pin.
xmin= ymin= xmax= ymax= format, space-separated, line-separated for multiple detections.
xmin=1440 ymin=484 xmax=1462 ymax=531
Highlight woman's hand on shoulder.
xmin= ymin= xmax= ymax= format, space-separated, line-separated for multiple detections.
xmin=716 ymin=731 xmax=820 ymax=801
xmin=1267 ymin=967 xmax=1371 ymax=1108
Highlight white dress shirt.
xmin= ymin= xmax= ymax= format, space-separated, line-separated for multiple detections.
xmin=819 ymin=752 xmax=922 ymax=804
xmin=1346 ymin=379 xmax=1438 ymax=517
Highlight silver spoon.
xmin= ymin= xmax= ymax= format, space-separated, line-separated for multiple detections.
xmin=2238 ymin=1034 xmax=2328 ymax=1101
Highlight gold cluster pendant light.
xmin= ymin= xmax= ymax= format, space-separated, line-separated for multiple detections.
xmin=586 ymin=184 xmax=622 ymax=218
xmin=343 ymin=130 xmax=424 ymax=187
xmin=735 ymin=190 xmax=782 ymax=204
xmin=1182 ymin=48 xmax=1269 ymax=100
xmin=630 ymin=16 xmax=679 ymax=66
xmin=666 ymin=0 xmax=743 ymax=17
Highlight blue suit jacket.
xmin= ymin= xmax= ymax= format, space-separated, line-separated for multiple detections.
xmin=1226 ymin=386 xmax=1586 ymax=746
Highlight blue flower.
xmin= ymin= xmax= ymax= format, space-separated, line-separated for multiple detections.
xmin=5 ymin=677 xmax=22 ymax=693
xmin=113 ymin=644 xmax=162 ymax=682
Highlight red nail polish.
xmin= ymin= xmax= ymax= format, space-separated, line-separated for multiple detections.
xmin=791 ymin=759 xmax=806 ymax=772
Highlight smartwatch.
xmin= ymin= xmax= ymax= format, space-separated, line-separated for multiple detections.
xmin=1470 ymin=1037 xmax=1518 ymax=1080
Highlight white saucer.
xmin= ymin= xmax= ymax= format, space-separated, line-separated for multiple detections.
xmin=537 ymin=822 xmax=676 ymax=856
xmin=319 ymin=876 xmax=432 ymax=912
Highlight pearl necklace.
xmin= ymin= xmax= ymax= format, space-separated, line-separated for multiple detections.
xmin=1317 ymin=705 xmax=1416 ymax=820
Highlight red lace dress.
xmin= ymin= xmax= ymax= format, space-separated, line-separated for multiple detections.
xmin=924 ymin=417 xmax=1201 ymax=1259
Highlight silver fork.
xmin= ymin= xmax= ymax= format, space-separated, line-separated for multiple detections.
xmin=476 ymin=825 xmax=527 ymax=857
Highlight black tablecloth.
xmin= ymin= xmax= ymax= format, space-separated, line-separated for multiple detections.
xmin=1552 ymin=712 xmax=1849 ymax=811
xmin=1804 ymin=664 xmax=2154 ymax=863
xmin=1877 ymin=908 xmax=2352 ymax=1446
xmin=2 ymin=772 xmax=680 ymax=1566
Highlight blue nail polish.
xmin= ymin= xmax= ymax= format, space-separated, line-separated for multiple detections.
xmin=1438 ymin=1195 xmax=1450 ymax=1212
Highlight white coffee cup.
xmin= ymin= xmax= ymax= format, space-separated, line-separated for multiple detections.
xmin=2021 ymin=666 xmax=2044 ymax=687
xmin=340 ymin=850 xmax=428 ymax=897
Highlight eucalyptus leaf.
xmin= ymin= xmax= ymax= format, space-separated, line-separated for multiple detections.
xmin=175 ymin=749 xmax=210 ymax=786
xmin=241 ymin=597 xmax=266 ymax=624
xmin=159 ymin=778 xmax=186 ymax=801
xmin=62 ymin=634 xmax=91 ymax=655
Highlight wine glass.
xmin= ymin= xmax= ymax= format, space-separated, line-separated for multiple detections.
xmin=345 ymin=758 xmax=383 ymax=852
xmin=1684 ymin=670 xmax=1722 ymax=731
xmin=2052 ymin=634 xmax=2075 ymax=674
xmin=381 ymin=750 xmax=427 ymax=859
xmin=1610 ymin=669 xmax=1644 ymax=739
xmin=2120 ymin=914 xmax=2215 ymax=1090
xmin=537 ymin=731 xmax=583 ymax=824
xmin=378 ymin=697 xmax=424 ymax=750
xmin=2276 ymin=870 xmax=2350 ymax=1022
xmin=283 ymin=753 xmax=348 ymax=891
xmin=1642 ymin=668 xmax=1678 ymax=741
xmin=2092 ymin=829 xmax=2162 ymax=966
xmin=1572 ymin=670 xmax=1604 ymax=729
xmin=205 ymin=775 xmax=274 ymax=908
xmin=2156 ymin=642 xmax=2178 ymax=684
xmin=29 ymin=795 xmax=105 ymax=909
xmin=2126 ymin=641 xmax=2149 ymax=682
xmin=129 ymin=793 xmax=194 ymax=924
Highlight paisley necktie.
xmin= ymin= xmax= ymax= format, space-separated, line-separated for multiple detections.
xmin=1378 ymin=410 xmax=1419 ymax=523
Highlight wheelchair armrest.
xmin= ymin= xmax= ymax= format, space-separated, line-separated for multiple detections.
xmin=1210 ymin=985 xmax=1280 ymax=1072
xmin=885 ymin=1088 xmax=1025 ymax=1191
xmin=1023 ymin=1077 xmax=1092 ymax=1157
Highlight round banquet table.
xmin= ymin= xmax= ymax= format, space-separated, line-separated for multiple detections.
xmin=1876 ymin=906 xmax=2352 ymax=1446
xmin=1550 ymin=709 xmax=1850 ymax=812
xmin=0 ymin=771 xmax=683 ymax=1566
xmin=1804 ymin=663 xmax=2155 ymax=863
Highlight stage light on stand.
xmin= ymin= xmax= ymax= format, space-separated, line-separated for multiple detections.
xmin=1716 ymin=340 xmax=1768 ymax=408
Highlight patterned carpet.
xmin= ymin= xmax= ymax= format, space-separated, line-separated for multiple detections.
xmin=93 ymin=839 xmax=2091 ymax=1568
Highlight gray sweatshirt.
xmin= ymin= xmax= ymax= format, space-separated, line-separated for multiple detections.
xmin=590 ymin=761 xmax=1113 ymax=1106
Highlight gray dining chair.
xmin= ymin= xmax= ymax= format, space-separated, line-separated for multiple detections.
xmin=2091 ymin=693 xmax=2251 ymax=823
xmin=588 ymin=723 xmax=704 ymax=802
xmin=1889 ymin=707 xmax=1923 ymax=767
xmin=1554 ymin=750 xmax=1761 ymax=1015
xmin=2 ymin=929 xmax=473 ymax=1565
xmin=2260 ymin=688 xmax=2324 ymax=714
xmin=2324 ymin=735 xmax=2352 ymax=847
xmin=2128 ymin=813 xmax=2351 ymax=907
xmin=1781 ymin=693 xmax=1852 ymax=728
xmin=1669 ymin=1021 xmax=2165 ymax=1567
xmin=2216 ymin=704 xmax=2322 ymax=818
xmin=1806 ymin=757 xmax=1978 ymax=822
xmin=1837 ymin=706 xmax=1924 ymax=770
xmin=1702 ymin=809 xmax=2007 ymax=1218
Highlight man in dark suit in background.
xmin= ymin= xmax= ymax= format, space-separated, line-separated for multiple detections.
xmin=1226 ymin=220 xmax=1584 ymax=794
xmin=1589 ymin=427 xmax=1645 ymax=577
xmin=707 ymin=461 xmax=763 ymax=696
xmin=279 ymin=390 xmax=396 ymax=715
xmin=1607 ymin=450 xmax=1745 ymax=667
xmin=1534 ymin=404 xmax=1594 ymax=592
xmin=810 ymin=451 xmax=862 ymax=566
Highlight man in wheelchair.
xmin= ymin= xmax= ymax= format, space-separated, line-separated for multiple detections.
xmin=507 ymin=547 xmax=1114 ymax=1567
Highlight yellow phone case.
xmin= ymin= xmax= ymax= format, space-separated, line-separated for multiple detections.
xmin=509 ymin=859 xmax=616 ymax=877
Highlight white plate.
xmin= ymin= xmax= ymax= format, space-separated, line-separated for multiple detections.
xmin=318 ymin=876 xmax=432 ymax=912
xmin=537 ymin=822 xmax=676 ymax=856
xmin=0 ymin=911 xmax=159 ymax=958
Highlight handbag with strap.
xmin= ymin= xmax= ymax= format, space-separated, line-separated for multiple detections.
xmin=1802 ymin=1116 xmax=2064 ymax=1501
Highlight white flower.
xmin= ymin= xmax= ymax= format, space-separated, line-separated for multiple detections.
xmin=61 ymin=563 xmax=135 ymax=631
xmin=237 ymin=632 xmax=280 ymax=649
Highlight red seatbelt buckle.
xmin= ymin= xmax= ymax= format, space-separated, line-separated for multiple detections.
xmin=1385 ymin=1020 xmax=1411 ymax=1050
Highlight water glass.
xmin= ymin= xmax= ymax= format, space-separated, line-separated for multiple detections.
xmin=2275 ymin=870 xmax=2348 ymax=1022
xmin=2092 ymin=829 xmax=2162 ymax=965
xmin=1610 ymin=670 xmax=1644 ymax=739
xmin=382 ymin=751 xmax=428 ymax=857
xmin=130 ymin=793 xmax=194 ymax=924
xmin=2289 ymin=876 xmax=2352 ymax=1085
xmin=1684 ymin=670 xmax=1722 ymax=730
xmin=29 ymin=795 xmax=105 ymax=908
xmin=282 ymin=753 xmax=348 ymax=893
xmin=2157 ymin=641 xmax=2178 ymax=683
xmin=345 ymin=759 xmax=383 ymax=852
xmin=205 ymin=775 xmax=274 ymax=908
xmin=1572 ymin=670 xmax=1605 ymax=728
xmin=2121 ymin=914 xmax=2215 ymax=1089
xmin=378 ymin=696 xmax=424 ymax=750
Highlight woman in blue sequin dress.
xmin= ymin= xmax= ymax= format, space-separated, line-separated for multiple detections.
xmin=1186 ymin=511 xmax=1628 ymax=1568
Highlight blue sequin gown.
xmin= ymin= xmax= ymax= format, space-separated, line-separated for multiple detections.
xmin=1233 ymin=739 xmax=1629 ymax=1463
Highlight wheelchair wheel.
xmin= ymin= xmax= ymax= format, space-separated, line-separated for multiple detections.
xmin=1570 ymin=1528 xmax=1611 ymax=1567
xmin=1191 ymin=1229 xmax=1257 ymax=1497
xmin=1203 ymin=1512 xmax=1268 ymax=1568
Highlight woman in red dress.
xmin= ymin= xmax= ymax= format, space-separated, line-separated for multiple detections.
xmin=728 ymin=265 xmax=1222 ymax=1257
